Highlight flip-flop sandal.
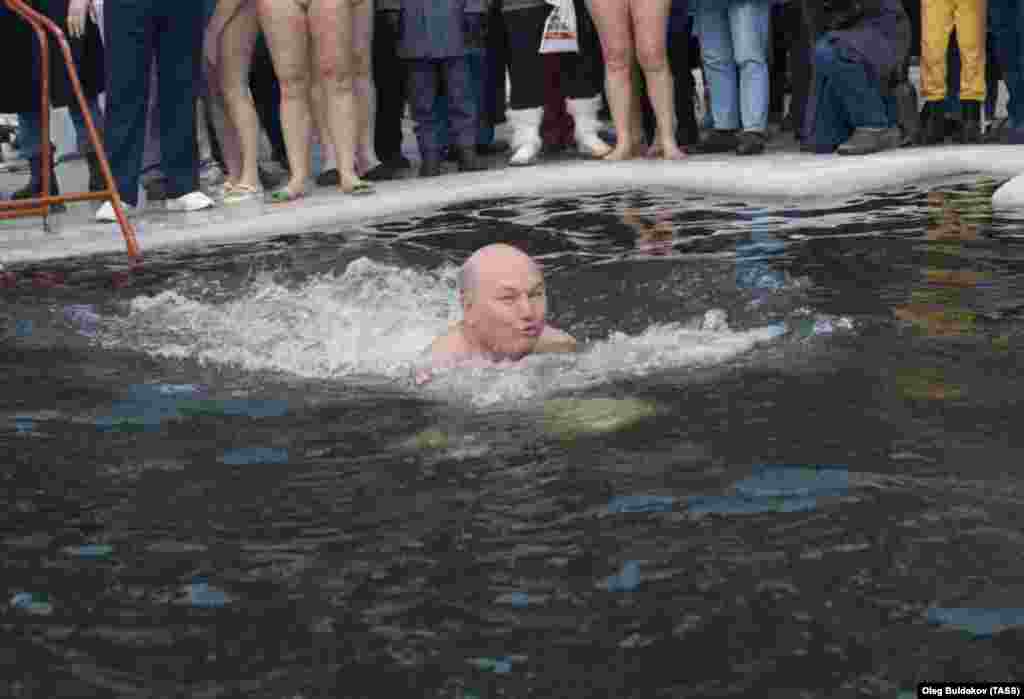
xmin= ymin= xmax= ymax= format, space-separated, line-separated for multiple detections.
xmin=268 ymin=187 xmax=305 ymax=204
xmin=224 ymin=183 xmax=263 ymax=204
xmin=344 ymin=181 xmax=375 ymax=196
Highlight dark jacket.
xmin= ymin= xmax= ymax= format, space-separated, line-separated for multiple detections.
xmin=0 ymin=0 xmax=105 ymax=114
xmin=397 ymin=0 xmax=485 ymax=60
xmin=802 ymin=0 xmax=911 ymax=141
xmin=809 ymin=0 xmax=911 ymax=85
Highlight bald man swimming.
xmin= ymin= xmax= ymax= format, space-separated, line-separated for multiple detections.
xmin=428 ymin=244 xmax=577 ymax=362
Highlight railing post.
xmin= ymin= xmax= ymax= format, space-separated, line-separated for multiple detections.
xmin=2 ymin=0 xmax=142 ymax=261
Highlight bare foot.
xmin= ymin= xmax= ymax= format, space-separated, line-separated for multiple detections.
xmin=283 ymin=178 xmax=306 ymax=196
xmin=587 ymin=140 xmax=613 ymax=158
xmin=660 ymin=143 xmax=687 ymax=160
xmin=340 ymin=175 xmax=375 ymax=195
xmin=603 ymin=146 xmax=636 ymax=161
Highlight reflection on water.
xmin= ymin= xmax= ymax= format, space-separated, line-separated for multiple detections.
xmin=2 ymin=180 xmax=1024 ymax=696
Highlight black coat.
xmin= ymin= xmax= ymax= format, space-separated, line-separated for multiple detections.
xmin=1 ymin=0 xmax=105 ymax=114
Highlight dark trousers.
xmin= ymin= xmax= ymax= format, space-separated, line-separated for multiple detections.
xmin=103 ymin=0 xmax=203 ymax=205
xmin=788 ymin=1 xmax=813 ymax=137
xmin=249 ymin=33 xmax=287 ymax=166
xmin=503 ymin=5 xmax=603 ymax=109
xmin=486 ymin=2 xmax=508 ymax=124
xmin=989 ymin=0 xmax=1024 ymax=126
xmin=810 ymin=38 xmax=895 ymax=151
xmin=373 ymin=11 xmax=409 ymax=162
xmin=406 ymin=57 xmax=477 ymax=159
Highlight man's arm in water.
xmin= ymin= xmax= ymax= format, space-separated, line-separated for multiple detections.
xmin=535 ymin=325 xmax=577 ymax=353
xmin=427 ymin=323 xmax=576 ymax=358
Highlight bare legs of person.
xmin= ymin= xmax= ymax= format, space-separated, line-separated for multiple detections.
xmin=310 ymin=0 xmax=373 ymax=193
xmin=587 ymin=0 xmax=684 ymax=160
xmin=588 ymin=0 xmax=641 ymax=160
xmin=214 ymin=3 xmax=263 ymax=193
xmin=258 ymin=0 xmax=315 ymax=199
xmin=632 ymin=0 xmax=684 ymax=159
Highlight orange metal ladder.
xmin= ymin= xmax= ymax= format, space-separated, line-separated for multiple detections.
xmin=1 ymin=0 xmax=140 ymax=260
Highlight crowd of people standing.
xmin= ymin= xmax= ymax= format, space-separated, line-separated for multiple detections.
xmin=2 ymin=0 xmax=1022 ymax=222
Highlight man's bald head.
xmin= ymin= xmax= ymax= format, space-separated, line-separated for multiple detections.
xmin=459 ymin=243 xmax=539 ymax=306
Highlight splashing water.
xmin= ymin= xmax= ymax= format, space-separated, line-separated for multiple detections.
xmin=102 ymin=258 xmax=795 ymax=405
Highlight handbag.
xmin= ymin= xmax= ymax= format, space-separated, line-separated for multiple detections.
xmin=539 ymin=0 xmax=579 ymax=54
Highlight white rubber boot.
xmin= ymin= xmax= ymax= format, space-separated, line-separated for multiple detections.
xmin=567 ymin=96 xmax=612 ymax=158
xmin=507 ymin=107 xmax=544 ymax=166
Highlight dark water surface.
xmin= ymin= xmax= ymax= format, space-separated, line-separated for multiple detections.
xmin=3 ymin=180 xmax=1024 ymax=698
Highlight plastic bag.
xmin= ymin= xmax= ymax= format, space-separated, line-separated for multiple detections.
xmin=539 ymin=0 xmax=578 ymax=54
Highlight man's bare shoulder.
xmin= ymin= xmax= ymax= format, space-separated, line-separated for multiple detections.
xmin=426 ymin=323 xmax=469 ymax=358
xmin=536 ymin=325 xmax=578 ymax=354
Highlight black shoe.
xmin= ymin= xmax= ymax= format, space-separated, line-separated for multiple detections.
xmin=419 ymin=157 xmax=442 ymax=177
xmin=735 ymin=131 xmax=766 ymax=155
xmin=13 ymin=146 xmax=66 ymax=212
xmin=959 ymin=100 xmax=982 ymax=144
xmin=984 ymin=117 xmax=1011 ymax=143
xmin=443 ymin=146 xmax=459 ymax=163
xmin=919 ymin=101 xmax=946 ymax=145
xmin=258 ymin=165 xmax=287 ymax=190
xmin=382 ymin=155 xmax=411 ymax=170
xmin=455 ymin=145 xmax=487 ymax=172
xmin=362 ymin=163 xmax=397 ymax=181
xmin=837 ymin=127 xmax=902 ymax=155
xmin=316 ymin=168 xmax=340 ymax=187
xmin=476 ymin=140 xmax=509 ymax=155
xmin=694 ymin=129 xmax=739 ymax=153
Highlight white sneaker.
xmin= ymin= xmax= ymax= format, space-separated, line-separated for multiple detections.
xmin=166 ymin=191 xmax=215 ymax=212
xmin=95 ymin=201 xmax=136 ymax=222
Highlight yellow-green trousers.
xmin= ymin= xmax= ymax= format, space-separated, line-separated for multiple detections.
xmin=921 ymin=0 xmax=987 ymax=101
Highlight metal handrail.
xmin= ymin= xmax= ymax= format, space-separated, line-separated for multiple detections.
xmin=1 ymin=0 xmax=141 ymax=260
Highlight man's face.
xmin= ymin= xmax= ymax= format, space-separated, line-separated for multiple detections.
xmin=464 ymin=258 xmax=547 ymax=359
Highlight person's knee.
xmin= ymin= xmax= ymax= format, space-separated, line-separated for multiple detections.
xmin=317 ymin=60 xmax=355 ymax=95
xmin=279 ymin=69 xmax=312 ymax=100
xmin=636 ymin=41 xmax=668 ymax=73
xmin=603 ymin=43 xmax=635 ymax=74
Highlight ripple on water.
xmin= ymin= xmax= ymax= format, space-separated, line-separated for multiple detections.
xmin=926 ymin=607 xmax=1024 ymax=637
xmin=685 ymin=465 xmax=850 ymax=516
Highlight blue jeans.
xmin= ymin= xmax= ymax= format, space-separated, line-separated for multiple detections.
xmin=17 ymin=96 xmax=103 ymax=159
xmin=810 ymin=37 xmax=894 ymax=152
xmin=695 ymin=0 xmax=771 ymax=132
xmin=988 ymin=0 xmax=1024 ymax=126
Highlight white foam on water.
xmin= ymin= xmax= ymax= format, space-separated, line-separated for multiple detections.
xmin=993 ymin=172 xmax=1024 ymax=208
xmin=101 ymin=257 xmax=462 ymax=380
xmin=102 ymin=258 xmax=785 ymax=406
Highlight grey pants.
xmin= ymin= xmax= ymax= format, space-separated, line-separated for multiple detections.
xmin=406 ymin=56 xmax=478 ymax=160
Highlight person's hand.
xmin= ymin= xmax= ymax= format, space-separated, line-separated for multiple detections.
xmin=463 ymin=11 xmax=486 ymax=49
xmin=67 ymin=0 xmax=92 ymax=39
